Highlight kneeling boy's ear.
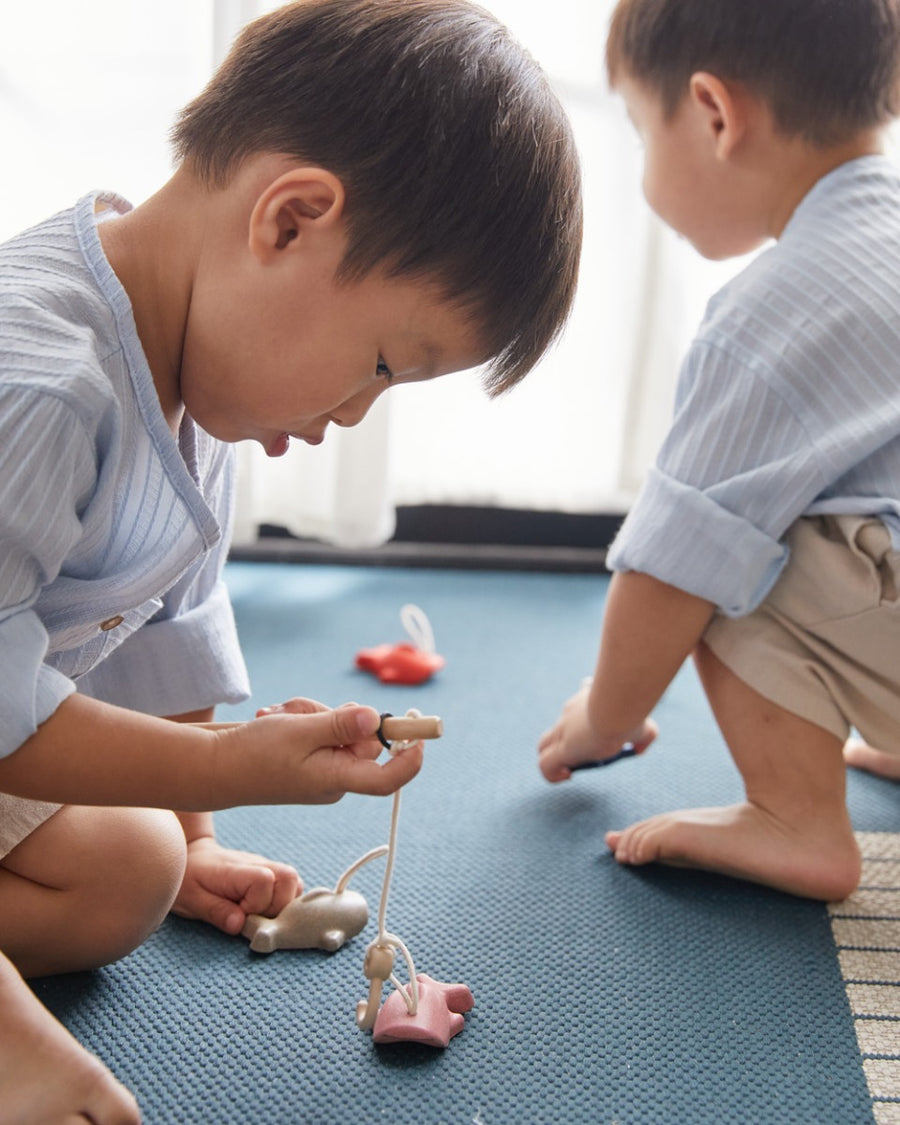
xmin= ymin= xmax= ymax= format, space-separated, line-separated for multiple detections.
xmin=248 ymin=168 xmax=346 ymax=262
xmin=688 ymin=71 xmax=748 ymax=161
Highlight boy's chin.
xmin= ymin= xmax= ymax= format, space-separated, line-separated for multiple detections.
xmin=262 ymin=433 xmax=291 ymax=458
xmin=691 ymin=232 xmax=770 ymax=262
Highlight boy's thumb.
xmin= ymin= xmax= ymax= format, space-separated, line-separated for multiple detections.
xmin=326 ymin=704 xmax=382 ymax=746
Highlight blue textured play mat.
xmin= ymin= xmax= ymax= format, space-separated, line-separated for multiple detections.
xmin=34 ymin=561 xmax=898 ymax=1124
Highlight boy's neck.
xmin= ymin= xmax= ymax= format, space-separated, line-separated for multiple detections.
xmin=97 ymin=169 xmax=201 ymax=437
xmin=764 ymin=128 xmax=885 ymax=241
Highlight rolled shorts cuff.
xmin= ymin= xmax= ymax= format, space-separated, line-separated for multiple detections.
xmin=0 ymin=792 xmax=62 ymax=858
xmin=702 ymin=514 xmax=900 ymax=753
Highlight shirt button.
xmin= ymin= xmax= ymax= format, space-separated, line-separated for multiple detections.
xmin=99 ymin=615 xmax=124 ymax=632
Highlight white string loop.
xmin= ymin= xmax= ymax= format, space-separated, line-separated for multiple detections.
xmin=400 ymin=603 xmax=435 ymax=654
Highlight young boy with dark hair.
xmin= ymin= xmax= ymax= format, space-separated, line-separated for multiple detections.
xmin=540 ymin=0 xmax=900 ymax=903
xmin=0 ymin=1 xmax=582 ymax=1117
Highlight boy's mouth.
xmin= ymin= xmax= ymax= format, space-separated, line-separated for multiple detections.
xmin=290 ymin=430 xmax=325 ymax=447
xmin=264 ymin=431 xmax=325 ymax=458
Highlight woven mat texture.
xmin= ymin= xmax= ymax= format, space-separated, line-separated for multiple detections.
xmin=34 ymin=562 xmax=894 ymax=1125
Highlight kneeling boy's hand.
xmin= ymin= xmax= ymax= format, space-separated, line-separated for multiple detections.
xmin=538 ymin=685 xmax=657 ymax=782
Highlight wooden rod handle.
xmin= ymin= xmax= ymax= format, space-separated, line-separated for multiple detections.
xmin=379 ymin=715 xmax=443 ymax=741
xmin=195 ymin=714 xmax=444 ymax=741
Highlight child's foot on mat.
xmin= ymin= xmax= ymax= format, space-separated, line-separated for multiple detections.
xmin=605 ymin=801 xmax=861 ymax=902
xmin=843 ymin=738 xmax=900 ymax=780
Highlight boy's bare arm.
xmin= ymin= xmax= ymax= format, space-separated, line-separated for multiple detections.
xmin=0 ymin=693 xmax=420 ymax=809
xmin=539 ymin=571 xmax=715 ymax=779
xmin=588 ymin=571 xmax=716 ymax=738
xmin=164 ymin=707 xmax=217 ymax=845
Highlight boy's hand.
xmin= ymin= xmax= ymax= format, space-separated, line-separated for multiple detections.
xmin=254 ymin=695 xmax=330 ymax=719
xmin=172 ymin=701 xmax=424 ymax=933
xmin=172 ymin=837 xmax=302 ymax=935
xmin=212 ymin=702 xmax=424 ymax=807
xmin=538 ymin=684 xmax=658 ymax=782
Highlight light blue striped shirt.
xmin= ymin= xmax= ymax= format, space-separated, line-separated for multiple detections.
xmin=0 ymin=192 xmax=250 ymax=759
xmin=608 ymin=155 xmax=900 ymax=617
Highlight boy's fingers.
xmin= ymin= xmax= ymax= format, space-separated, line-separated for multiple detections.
xmin=264 ymin=706 xmax=423 ymax=797
xmin=538 ymin=748 xmax=571 ymax=784
xmin=233 ymin=866 xmax=278 ymax=917
xmin=174 ymin=884 xmax=245 ymax=934
xmin=257 ymin=696 xmax=328 ymax=717
xmin=270 ymin=704 xmax=381 ymax=749
xmin=266 ymin=866 xmax=303 ymax=916
xmin=336 ymin=743 xmax=424 ymax=797
xmin=234 ymin=863 xmax=302 ymax=918
xmin=325 ymin=704 xmax=382 ymax=745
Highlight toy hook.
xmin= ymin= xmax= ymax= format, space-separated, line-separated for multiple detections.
xmin=356 ymin=942 xmax=396 ymax=1030
xmin=355 ymin=932 xmax=420 ymax=1029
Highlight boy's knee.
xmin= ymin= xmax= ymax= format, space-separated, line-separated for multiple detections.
xmin=84 ymin=808 xmax=186 ymax=963
xmin=111 ymin=806 xmax=187 ymax=896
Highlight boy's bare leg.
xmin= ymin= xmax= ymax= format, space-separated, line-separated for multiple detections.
xmin=0 ymin=806 xmax=181 ymax=1121
xmin=0 ymin=949 xmax=140 ymax=1123
xmin=605 ymin=642 xmax=861 ymax=901
xmin=0 ymin=804 xmax=187 ymax=977
xmin=844 ymin=738 xmax=900 ymax=780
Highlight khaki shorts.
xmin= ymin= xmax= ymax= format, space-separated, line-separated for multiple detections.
xmin=704 ymin=514 xmax=900 ymax=752
xmin=0 ymin=791 xmax=61 ymax=859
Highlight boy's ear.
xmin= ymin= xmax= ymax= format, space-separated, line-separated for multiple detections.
xmin=248 ymin=168 xmax=346 ymax=262
xmin=688 ymin=71 xmax=748 ymax=160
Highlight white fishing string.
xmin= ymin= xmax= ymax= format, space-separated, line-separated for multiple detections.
xmin=356 ymin=603 xmax=438 ymax=1027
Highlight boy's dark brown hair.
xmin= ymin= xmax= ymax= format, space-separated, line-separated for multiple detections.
xmin=606 ymin=0 xmax=900 ymax=147
xmin=172 ymin=0 xmax=582 ymax=395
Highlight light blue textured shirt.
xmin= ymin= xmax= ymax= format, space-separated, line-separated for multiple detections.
xmin=608 ymin=155 xmax=900 ymax=617
xmin=0 ymin=192 xmax=250 ymax=759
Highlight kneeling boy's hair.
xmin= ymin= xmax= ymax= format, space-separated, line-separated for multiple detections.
xmin=606 ymin=0 xmax=900 ymax=147
xmin=172 ymin=0 xmax=582 ymax=395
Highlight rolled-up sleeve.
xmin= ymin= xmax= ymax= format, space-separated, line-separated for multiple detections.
xmin=607 ymin=466 xmax=789 ymax=615
xmin=77 ymin=576 xmax=249 ymax=715
xmin=0 ymin=612 xmax=76 ymax=756
xmin=608 ymin=339 xmax=832 ymax=617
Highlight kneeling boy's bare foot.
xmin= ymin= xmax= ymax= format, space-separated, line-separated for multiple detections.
xmin=843 ymin=739 xmax=900 ymax=780
xmin=605 ymin=801 xmax=861 ymax=901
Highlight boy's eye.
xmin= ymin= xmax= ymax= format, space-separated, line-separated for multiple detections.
xmin=376 ymin=357 xmax=394 ymax=383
